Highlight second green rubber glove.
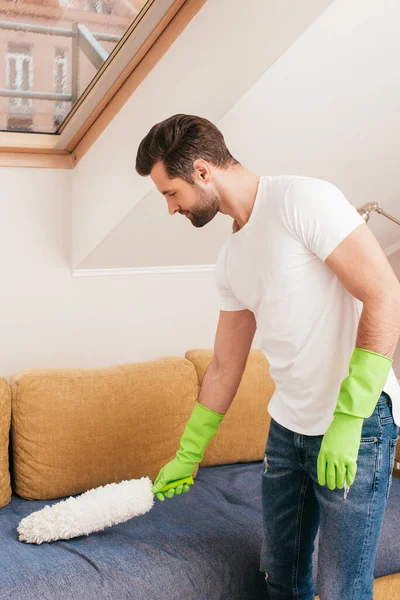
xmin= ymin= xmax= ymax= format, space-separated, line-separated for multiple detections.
xmin=317 ymin=347 xmax=392 ymax=490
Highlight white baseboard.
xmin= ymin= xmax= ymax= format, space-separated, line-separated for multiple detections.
xmin=72 ymin=265 xmax=216 ymax=277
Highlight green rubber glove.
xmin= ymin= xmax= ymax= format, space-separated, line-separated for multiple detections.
xmin=152 ymin=402 xmax=225 ymax=501
xmin=317 ymin=347 xmax=392 ymax=490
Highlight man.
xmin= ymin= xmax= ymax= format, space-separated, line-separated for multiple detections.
xmin=135 ymin=114 xmax=400 ymax=599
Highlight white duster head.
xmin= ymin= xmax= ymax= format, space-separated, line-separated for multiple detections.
xmin=17 ymin=477 xmax=154 ymax=544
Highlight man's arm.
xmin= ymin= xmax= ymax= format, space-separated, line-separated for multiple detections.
xmin=199 ymin=309 xmax=257 ymax=414
xmin=152 ymin=309 xmax=256 ymax=498
xmin=325 ymin=223 xmax=400 ymax=357
xmin=318 ymin=223 xmax=400 ymax=490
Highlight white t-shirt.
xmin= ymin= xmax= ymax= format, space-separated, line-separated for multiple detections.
xmin=215 ymin=175 xmax=400 ymax=435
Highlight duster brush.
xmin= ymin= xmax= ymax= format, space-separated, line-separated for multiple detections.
xmin=17 ymin=476 xmax=193 ymax=544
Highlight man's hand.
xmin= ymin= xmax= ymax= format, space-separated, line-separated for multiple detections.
xmin=152 ymin=469 xmax=193 ymax=501
xmin=317 ymin=347 xmax=392 ymax=490
xmin=317 ymin=414 xmax=363 ymax=489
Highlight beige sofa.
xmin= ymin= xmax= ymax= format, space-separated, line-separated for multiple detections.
xmin=0 ymin=350 xmax=399 ymax=598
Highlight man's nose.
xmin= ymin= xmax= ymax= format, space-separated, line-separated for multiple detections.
xmin=167 ymin=200 xmax=180 ymax=215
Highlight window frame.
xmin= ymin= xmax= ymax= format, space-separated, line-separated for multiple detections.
xmin=0 ymin=0 xmax=206 ymax=168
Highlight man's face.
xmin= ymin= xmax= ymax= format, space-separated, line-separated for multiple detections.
xmin=150 ymin=161 xmax=220 ymax=228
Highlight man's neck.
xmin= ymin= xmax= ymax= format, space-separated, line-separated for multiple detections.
xmin=216 ymin=166 xmax=260 ymax=229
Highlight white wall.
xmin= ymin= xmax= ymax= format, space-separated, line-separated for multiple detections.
xmin=0 ymin=168 xmax=220 ymax=379
xmin=389 ymin=250 xmax=400 ymax=276
xmin=389 ymin=250 xmax=400 ymax=376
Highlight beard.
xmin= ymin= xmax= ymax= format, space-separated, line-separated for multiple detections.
xmin=186 ymin=187 xmax=220 ymax=228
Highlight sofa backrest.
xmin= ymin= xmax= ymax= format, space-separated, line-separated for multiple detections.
xmin=186 ymin=349 xmax=274 ymax=467
xmin=0 ymin=377 xmax=11 ymax=508
xmin=10 ymin=358 xmax=199 ymax=500
xmin=9 ymin=350 xmax=275 ymax=501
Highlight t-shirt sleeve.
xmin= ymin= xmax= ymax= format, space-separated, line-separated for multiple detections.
xmin=282 ymin=177 xmax=366 ymax=262
xmin=215 ymin=242 xmax=247 ymax=311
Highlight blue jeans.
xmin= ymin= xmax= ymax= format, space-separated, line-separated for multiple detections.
xmin=260 ymin=392 xmax=399 ymax=600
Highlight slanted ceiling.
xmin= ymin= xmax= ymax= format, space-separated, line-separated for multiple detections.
xmin=73 ymin=0 xmax=400 ymax=272
xmin=72 ymin=0 xmax=334 ymax=271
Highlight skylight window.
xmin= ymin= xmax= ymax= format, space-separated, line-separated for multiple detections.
xmin=0 ymin=0 xmax=148 ymax=133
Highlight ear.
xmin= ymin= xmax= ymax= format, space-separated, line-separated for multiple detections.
xmin=193 ymin=159 xmax=212 ymax=184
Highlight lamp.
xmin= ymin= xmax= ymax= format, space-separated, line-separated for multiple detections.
xmin=357 ymin=202 xmax=400 ymax=226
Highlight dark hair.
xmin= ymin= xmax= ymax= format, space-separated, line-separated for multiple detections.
xmin=135 ymin=114 xmax=238 ymax=183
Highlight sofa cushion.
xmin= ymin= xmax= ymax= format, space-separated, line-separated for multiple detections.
xmin=185 ymin=349 xmax=274 ymax=466
xmin=0 ymin=462 xmax=267 ymax=600
xmin=10 ymin=358 xmax=199 ymax=500
xmin=0 ymin=462 xmax=399 ymax=599
xmin=0 ymin=377 xmax=11 ymax=508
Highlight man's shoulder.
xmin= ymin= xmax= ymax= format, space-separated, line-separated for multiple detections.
xmin=283 ymin=175 xmax=341 ymax=197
